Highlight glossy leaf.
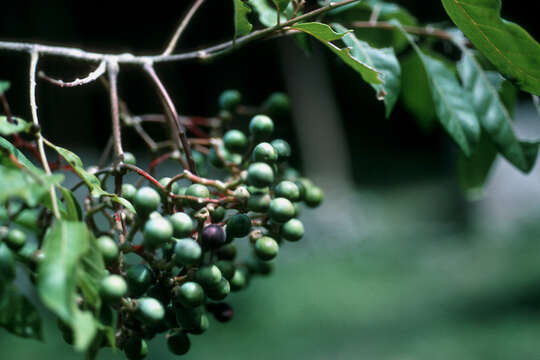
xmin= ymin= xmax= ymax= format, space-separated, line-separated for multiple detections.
xmin=233 ymin=0 xmax=253 ymax=39
xmin=248 ymin=0 xmax=288 ymax=27
xmin=457 ymin=48 xmax=539 ymax=172
xmin=396 ymin=24 xmax=480 ymax=156
xmin=333 ymin=23 xmax=401 ymax=117
xmin=0 ymin=81 xmax=9 ymax=95
xmin=458 ymin=134 xmax=497 ymax=199
xmin=0 ymin=116 xmax=32 ymax=136
xmin=292 ymin=22 xmax=382 ymax=85
xmin=441 ymin=0 xmax=540 ymax=95
xmin=0 ymin=283 xmax=43 ymax=340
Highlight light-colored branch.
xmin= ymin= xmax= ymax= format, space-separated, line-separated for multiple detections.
xmin=163 ymin=0 xmax=205 ymax=56
xmin=29 ymin=50 xmax=60 ymax=219
xmin=38 ymin=60 xmax=106 ymax=88
xmin=107 ymin=60 xmax=124 ymax=161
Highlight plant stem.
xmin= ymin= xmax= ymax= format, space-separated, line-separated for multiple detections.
xmin=163 ymin=0 xmax=206 ymax=56
xmin=107 ymin=60 xmax=123 ymax=162
xmin=38 ymin=60 xmax=106 ymax=88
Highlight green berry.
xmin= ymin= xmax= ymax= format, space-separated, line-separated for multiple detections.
xmin=124 ymin=336 xmax=148 ymax=360
xmin=158 ymin=177 xmax=179 ymax=195
xmin=174 ymin=282 xmax=205 ymax=308
xmin=216 ymin=243 xmax=237 ymax=261
xmin=143 ymin=217 xmax=173 ymax=249
xmin=4 ymin=228 xmax=27 ymax=251
xmin=123 ymin=152 xmax=136 ymax=166
xmin=282 ymin=168 xmax=301 ymax=181
xmin=100 ymin=275 xmax=127 ymax=302
xmin=122 ymin=183 xmax=137 ymax=202
xmin=210 ymin=206 xmax=226 ymax=222
xmin=0 ymin=243 xmax=16 ymax=281
xmin=271 ymin=139 xmax=291 ymax=162
xmin=134 ymin=187 xmax=161 ymax=216
xmin=274 ymin=181 xmax=301 ymax=202
xmin=175 ymin=305 xmax=209 ymax=334
xmin=206 ymin=278 xmax=231 ymax=300
xmin=208 ymin=147 xmax=225 ymax=168
xmin=169 ymin=212 xmax=193 ymax=238
xmin=305 ymin=186 xmax=323 ymax=207
xmin=185 ymin=184 xmax=210 ymax=210
xmin=174 ymin=239 xmax=202 ymax=265
xmin=249 ymin=114 xmax=274 ymax=139
xmin=247 ymin=162 xmax=274 ymax=188
xmin=223 ymin=129 xmax=247 ymax=153
xmin=233 ymin=186 xmax=250 ymax=202
xmin=136 ymin=297 xmax=165 ymax=324
xmin=252 ymin=142 xmax=278 ymax=163
xmin=247 ymin=194 xmax=271 ymax=213
xmin=127 ymin=264 xmax=154 ymax=297
xmin=167 ymin=331 xmax=191 ymax=355
xmin=226 ymin=214 xmax=251 ymax=238
xmin=254 ymin=236 xmax=279 ymax=261
xmin=196 ymin=265 xmax=222 ymax=288
xmin=281 ymin=219 xmax=304 ymax=241
xmin=96 ymin=235 xmax=119 ymax=264
xmin=216 ymin=260 xmax=235 ymax=280
xmin=269 ymin=197 xmax=295 ymax=223
xmin=229 ymin=268 xmax=248 ymax=291
xmin=263 ymin=92 xmax=290 ymax=115
xmin=219 ymin=89 xmax=242 ymax=110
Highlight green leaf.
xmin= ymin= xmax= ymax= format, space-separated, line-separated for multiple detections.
xmin=77 ymin=233 xmax=107 ymax=311
xmin=396 ymin=24 xmax=480 ymax=156
xmin=457 ymin=134 xmax=497 ymax=199
xmin=0 ymin=116 xmax=32 ymax=136
xmin=248 ymin=0 xmax=287 ymax=27
xmin=333 ymin=23 xmax=401 ymax=117
xmin=441 ymin=0 xmax=540 ymax=95
xmin=272 ymin=0 xmax=290 ymax=13
xmin=0 ymin=282 xmax=43 ymax=340
xmin=72 ymin=309 xmax=97 ymax=352
xmin=58 ymin=186 xmax=82 ymax=221
xmin=233 ymin=0 xmax=253 ymax=39
xmin=292 ymin=22 xmax=382 ymax=85
xmin=0 ymin=136 xmax=40 ymax=173
xmin=457 ymin=48 xmax=539 ymax=172
xmin=0 ymin=81 xmax=9 ymax=95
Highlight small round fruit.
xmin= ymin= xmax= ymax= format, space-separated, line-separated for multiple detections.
xmin=158 ymin=177 xmax=179 ymax=195
xmin=247 ymin=162 xmax=274 ymax=188
xmin=208 ymin=147 xmax=224 ymax=168
xmin=305 ymin=186 xmax=324 ymax=207
xmin=134 ymin=187 xmax=161 ymax=216
xmin=206 ymin=278 xmax=230 ymax=300
xmin=175 ymin=305 xmax=205 ymax=332
xmin=4 ymin=228 xmax=27 ymax=251
xmin=174 ymin=239 xmax=201 ymax=266
xmin=216 ymin=243 xmax=237 ymax=261
xmin=167 ymin=331 xmax=191 ymax=355
xmin=169 ymin=212 xmax=193 ymax=238
xmin=247 ymin=193 xmax=271 ymax=213
xmin=136 ymin=297 xmax=165 ymax=324
xmin=263 ymin=92 xmax=290 ymax=115
xmin=210 ymin=206 xmax=226 ymax=222
xmin=218 ymin=89 xmax=242 ymax=110
xmin=215 ymin=260 xmax=235 ymax=280
xmin=252 ymin=142 xmax=278 ymax=163
xmin=201 ymin=224 xmax=226 ymax=249
xmin=185 ymin=184 xmax=210 ymax=210
xmin=229 ymin=269 xmax=248 ymax=291
xmin=254 ymin=236 xmax=279 ymax=261
xmin=122 ymin=184 xmax=137 ymax=202
xmin=226 ymin=214 xmax=251 ymax=238
xmin=100 ymin=275 xmax=127 ymax=302
xmin=274 ymin=181 xmax=301 ymax=202
xmin=96 ymin=235 xmax=119 ymax=264
xmin=208 ymin=302 xmax=234 ymax=323
xmin=269 ymin=197 xmax=295 ymax=223
xmin=0 ymin=243 xmax=16 ymax=281
xmin=281 ymin=219 xmax=304 ymax=241
xmin=124 ymin=336 xmax=148 ymax=360
xmin=123 ymin=152 xmax=136 ymax=166
xmin=249 ymin=114 xmax=274 ymax=139
xmin=127 ymin=264 xmax=154 ymax=297
xmin=174 ymin=282 xmax=205 ymax=308
xmin=143 ymin=217 xmax=173 ymax=249
xmin=223 ymin=129 xmax=247 ymax=153
xmin=196 ymin=265 xmax=222 ymax=288
xmin=271 ymin=139 xmax=291 ymax=162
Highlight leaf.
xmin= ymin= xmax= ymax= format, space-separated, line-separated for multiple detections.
xmin=77 ymin=233 xmax=107 ymax=311
xmin=0 ymin=136 xmax=40 ymax=173
xmin=0 ymin=116 xmax=32 ymax=136
xmin=0 ymin=81 xmax=9 ymax=95
xmin=396 ymin=23 xmax=480 ymax=156
xmin=292 ymin=22 xmax=382 ymax=85
xmin=457 ymin=48 xmax=539 ymax=172
xmin=233 ymin=0 xmax=253 ymax=39
xmin=272 ymin=0 xmax=291 ymax=13
xmin=72 ymin=309 xmax=97 ymax=352
xmin=248 ymin=0 xmax=287 ymax=27
xmin=457 ymin=134 xmax=497 ymax=199
xmin=58 ymin=186 xmax=82 ymax=221
xmin=441 ymin=0 xmax=540 ymax=95
xmin=0 ymin=282 xmax=43 ymax=340
xmin=333 ymin=23 xmax=401 ymax=117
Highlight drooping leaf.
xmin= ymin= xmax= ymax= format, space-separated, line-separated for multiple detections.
xmin=457 ymin=47 xmax=539 ymax=172
xmin=333 ymin=23 xmax=401 ymax=117
xmin=0 ymin=282 xmax=43 ymax=340
xmin=0 ymin=81 xmax=9 ymax=95
xmin=441 ymin=0 xmax=540 ymax=95
xmin=396 ymin=24 xmax=480 ymax=156
xmin=0 ymin=116 xmax=32 ymax=136
xmin=77 ymin=233 xmax=107 ymax=311
xmin=233 ymin=0 xmax=253 ymax=39
xmin=248 ymin=0 xmax=288 ymax=27
xmin=292 ymin=22 xmax=382 ymax=85
xmin=457 ymin=134 xmax=497 ymax=199
xmin=58 ymin=186 xmax=82 ymax=221
xmin=0 ymin=136 xmax=40 ymax=172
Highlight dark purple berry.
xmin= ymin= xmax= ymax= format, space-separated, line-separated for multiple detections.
xmin=201 ymin=224 xmax=226 ymax=249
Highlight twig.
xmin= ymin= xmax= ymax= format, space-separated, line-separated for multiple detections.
xmin=163 ymin=0 xmax=206 ymax=56
xmin=38 ymin=60 xmax=106 ymax=88
xmin=29 ymin=50 xmax=60 ymax=219
xmin=107 ymin=60 xmax=124 ymax=162
xmin=0 ymin=93 xmax=13 ymax=123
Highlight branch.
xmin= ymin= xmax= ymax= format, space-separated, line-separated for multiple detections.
xmin=107 ymin=60 xmax=124 ymax=162
xmin=38 ymin=60 xmax=106 ymax=88
xmin=163 ymin=0 xmax=206 ymax=56
xmin=29 ymin=50 xmax=60 ymax=219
